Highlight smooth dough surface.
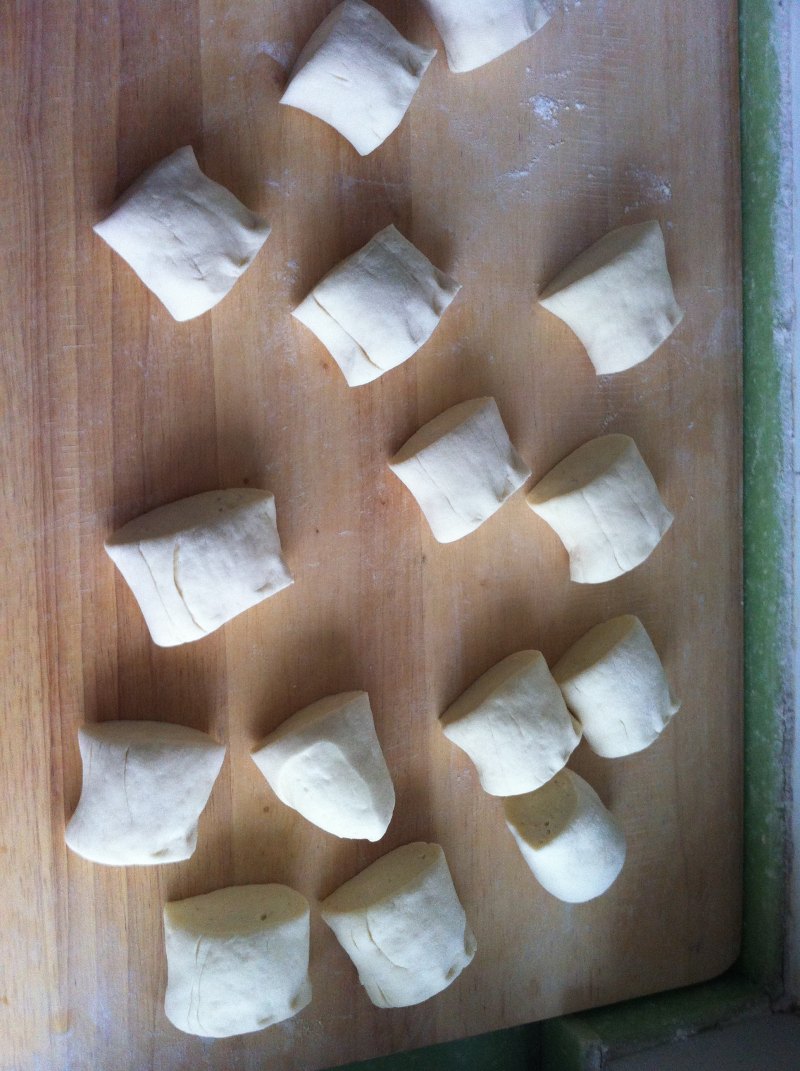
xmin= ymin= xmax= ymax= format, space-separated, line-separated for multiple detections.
xmin=65 ymin=721 xmax=225 ymax=866
xmin=526 ymin=433 xmax=673 ymax=583
xmin=105 ymin=488 xmax=293 ymax=647
xmin=390 ymin=397 xmax=531 ymax=543
xmin=252 ymin=692 xmax=395 ymax=841
xmin=441 ymin=650 xmax=581 ymax=795
xmin=504 ymin=770 xmax=626 ymax=903
xmin=163 ymin=884 xmax=311 ymax=1038
xmin=281 ymin=0 xmax=436 ymax=155
xmin=94 ymin=146 xmax=270 ymax=322
xmin=321 ymin=842 xmax=476 ymax=1008
xmin=553 ymin=615 xmax=681 ymax=758
xmin=539 ymin=220 xmax=684 ymax=375
xmin=293 ymin=224 xmax=460 ymax=386
xmin=420 ymin=0 xmax=552 ymax=73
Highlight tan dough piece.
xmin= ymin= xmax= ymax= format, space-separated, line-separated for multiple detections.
xmin=420 ymin=0 xmax=552 ymax=73
xmin=504 ymin=769 xmax=626 ymax=903
xmin=440 ymin=651 xmax=581 ymax=795
xmin=526 ymin=433 xmax=673 ymax=583
xmin=321 ymin=842 xmax=476 ymax=1008
xmin=163 ymin=885 xmax=311 ymax=1038
xmin=65 ymin=721 xmax=225 ymax=866
xmin=553 ymin=615 xmax=681 ymax=758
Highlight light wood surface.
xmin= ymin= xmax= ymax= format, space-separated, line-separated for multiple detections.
xmin=0 ymin=2 xmax=742 ymax=1069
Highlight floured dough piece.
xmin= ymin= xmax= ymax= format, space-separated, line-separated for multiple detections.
xmin=420 ymin=0 xmax=552 ymax=73
xmin=105 ymin=489 xmax=293 ymax=647
xmin=321 ymin=842 xmax=476 ymax=1008
xmin=94 ymin=146 xmax=270 ymax=322
xmin=504 ymin=770 xmax=626 ymax=903
xmin=526 ymin=434 xmax=672 ymax=583
xmin=390 ymin=397 xmax=531 ymax=543
xmin=281 ymin=0 xmax=436 ymax=156
xmin=539 ymin=220 xmax=684 ymax=375
xmin=553 ymin=615 xmax=680 ymax=758
xmin=65 ymin=721 xmax=225 ymax=866
xmin=441 ymin=651 xmax=581 ymax=795
xmin=163 ymin=885 xmax=311 ymax=1038
xmin=252 ymin=692 xmax=395 ymax=841
xmin=294 ymin=224 xmax=460 ymax=386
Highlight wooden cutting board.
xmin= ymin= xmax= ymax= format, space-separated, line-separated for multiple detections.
xmin=0 ymin=2 xmax=742 ymax=1069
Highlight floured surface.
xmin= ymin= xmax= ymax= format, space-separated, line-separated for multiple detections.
xmin=0 ymin=2 xmax=742 ymax=1070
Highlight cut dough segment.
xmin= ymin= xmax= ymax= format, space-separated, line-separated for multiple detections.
xmin=105 ymin=489 xmax=293 ymax=647
xmin=420 ymin=0 xmax=552 ymax=73
xmin=94 ymin=146 xmax=270 ymax=322
xmin=163 ymin=884 xmax=311 ymax=1038
xmin=526 ymin=434 xmax=672 ymax=583
xmin=553 ymin=615 xmax=681 ymax=758
xmin=252 ymin=692 xmax=395 ymax=841
xmin=280 ymin=0 xmax=436 ymax=155
xmin=293 ymin=224 xmax=460 ymax=386
xmin=504 ymin=769 xmax=626 ymax=903
xmin=390 ymin=397 xmax=531 ymax=543
xmin=441 ymin=651 xmax=581 ymax=795
xmin=65 ymin=721 xmax=225 ymax=866
xmin=539 ymin=220 xmax=684 ymax=375
xmin=321 ymin=842 xmax=476 ymax=1008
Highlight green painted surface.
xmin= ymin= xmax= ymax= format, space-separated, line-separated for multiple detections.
xmin=325 ymin=1024 xmax=540 ymax=1071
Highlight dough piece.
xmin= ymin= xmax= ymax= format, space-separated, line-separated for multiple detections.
xmin=94 ymin=146 xmax=270 ymax=322
xmin=293 ymin=224 xmax=460 ymax=386
xmin=280 ymin=0 xmax=436 ymax=156
xmin=526 ymin=434 xmax=672 ymax=583
xmin=105 ymin=489 xmax=293 ymax=647
xmin=553 ymin=615 xmax=681 ymax=758
xmin=420 ymin=0 xmax=552 ymax=73
xmin=440 ymin=651 xmax=581 ymax=795
xmin=65 ymin=721 xmax=225 ymax=866
xmin=321 ymin=842 xmax=476 ymax=1008
xmin=504 ymin=770 xmax=626 ymax=903
xmin=390 ymin=397 xmax=531 ymax=543
xmin=163 ymin=885 xmax=311 ymax=1038
xmin=252 ymin=692 xmax=395 ymax=841
xmin=539 ymin=220 xmax=684 ymax=375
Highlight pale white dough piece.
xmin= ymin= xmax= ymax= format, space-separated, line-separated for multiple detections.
xmin=93 ymin=146 xmax=270 ymax=322
xmin=539 ymin=220 xmax=684 ymax=375
xmin=526 ymin=434 xmax=673 ymax=583
xmin=321 ymin=842 xmax=476 ymax=1008
xmin=252 ymin=692 xmax=395 ymax=841
xmin=440 ymin=651 xmax=581 ymax=795
xmin=504 ymin=769 xmax=626 ymax=903
xmin=280 ymin=0 xmax=436 ymax=155
xmin=420 ymin=0 xmax=552 ymax=73
xmin=293 ymin=224 xmax=460 ymax=386
xmin=65 ymin=721 xmax=225 ymax=866
xmin=163 ymin=885 xmax=311 ymax=1038
xmin=553 ymin=615 xmax=681 ymax=758
xmin=390 ymin=397 xmax=531 ymax=543
xmin=105 ymin=489 xmax=293 ymax=647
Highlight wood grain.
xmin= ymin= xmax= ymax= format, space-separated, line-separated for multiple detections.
xmin=0 ymin=2 xmax=742 ymax=1069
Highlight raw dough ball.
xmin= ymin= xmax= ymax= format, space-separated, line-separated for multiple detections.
xmin=105 ymin=488 xmax=293 ymax=647
xmin=504 ymin=769 xmax=626 ymax=903
xmin=163 ymin=885 xmax=311 ymax=1038
xmin=441 ymin=651 xmax=581 ymax=795
xmin=293 ymin=224 xmax=460 ymax=386
xmin=553 ymin=615 xmax=680 ymax=758
xmin=252 ymin=692 xmax=395 ymax=841
xmin=539 ymin=220 xmax=684 ymax=375
xmin=93 ymin=146 xmax=270 ymax=322
xmin=390 ymin=397 xmax=531 ymax=543
xmin=321 ymin=842 xmax=476 ymax=1008
xmin=526 ymin=434 xmax=673 ymax=583
xmin=280 ymin=0 xmax=436 ymax=156
xmin=420 ymin=0 xmax=552 ymax=73
xmin=65 ymin=721 xmax=225 ymax=866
